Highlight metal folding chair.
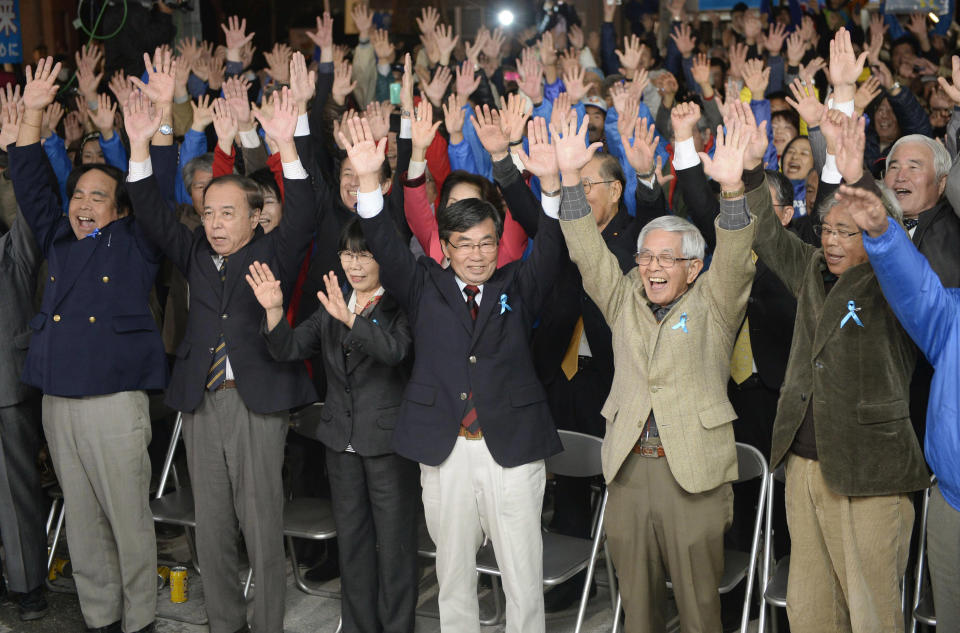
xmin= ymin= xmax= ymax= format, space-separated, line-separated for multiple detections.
xmin=758 ymin=463 xmax=787 ymax=633
xmin=612 ymin=442 xmax=769 ymax=633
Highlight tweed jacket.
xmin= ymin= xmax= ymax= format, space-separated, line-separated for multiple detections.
xmin=748 ymin=173 xmax=929 ymax=496
xmin=560 ymin=184 xmax=756 ymax=493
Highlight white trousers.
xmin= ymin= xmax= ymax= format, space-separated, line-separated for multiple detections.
xmin=421 ymin=437 xmax=546 ymax=633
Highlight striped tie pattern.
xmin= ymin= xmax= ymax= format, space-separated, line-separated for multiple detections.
xmin=460 ymin=285 xmax=481 ymax=435
xmin=206 ymin=257 xmax=228 ymax=391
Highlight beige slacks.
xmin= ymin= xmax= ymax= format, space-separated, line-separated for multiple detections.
xmin=421 ymin=436 xmax=546 ymax=633
xmin=43 ymin=391 xmax=157 ymax=632
xmin=606 ymin=452 xmax=733 ymax=633
xmin=784 ymin=454 xmax=913 ymax=633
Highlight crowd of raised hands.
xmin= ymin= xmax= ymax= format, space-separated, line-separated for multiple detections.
xmin=1 ymin=0 xmax=958 ymax=231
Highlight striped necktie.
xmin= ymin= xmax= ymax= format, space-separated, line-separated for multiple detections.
xmin=206 ymin=256 xmax=228 ymax=391
xmin=460 ymin=285 xmax=481 ymax=435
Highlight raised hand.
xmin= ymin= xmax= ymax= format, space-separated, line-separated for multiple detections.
xmin=616 ymin=93 xmax=640 ymax=140
xmin=124 ymin=91 xmax=162 ymax=146
xmin=691 ymin=53 xmax=712 ymax=88
xmin=654 ymin=72 xmax=679 ymax=108
xmin=190 ymin=94 xmax=215 ymax=132
xmin=671 ymin=100 xmax=701 ymax=142
xmin=306 ymin=12 xmax=335 ymax=56
xmin=442 ymin=92 xmax=466 ymax=143
xmin=264 ymin=43 xmax=293 ymax=84
xmin=40 ymin=102 xmax=63 ymax=139
xmin=317 ymin=271 xmax=359 ymax=326
xmin=699 ymin=120 xmax=750 ymax=191
xmin=568 ymin=24 xmax=585 ymax=51
xmin=670 ymin=23 xmax=697 ymax=58
xmin=424 ymin=65 xmax=452 ymax=107
xmin=615 ymin=34 xmax=643 ymax=73
xmin=338 ymin=116 xmax=387 ymax=186
xmin=837 ymin=184 xmax=888 ymax=237
xmin=518 ymin=48 xmax=543 ymax=103
xmin=212 ymin=97 xmax=239 ymax=152
xmin=742 ymin=58 xmax=770 ymax=97
xmin=819 ymin=108 xmax=848 ymax=155
xmin=22 ymin=57 xmax=62 ymax=113
xmin=223 ymin=75 xmax=253 ymax=128
xmin=744 ymin=12 xmax=763 ymax=42
xmin=63 ymin=110 xmax=82 ymax=145
xmin=483 ymin=27 xmax=505 ymax=62
xmin=563 ymin=66 xmax=588 ymax=102
xmin=433 ymin=24 xmax=459 ymax=66
xmin=937 ymin=55 xmax=960 ymax=105
xmin=627 ymin=68 xmax=650 ymax=99
xmin=365 ymin=101 xmax=392 ymax=142
xmin=731 ymin=100 xmax=768 ymax=169
xmin=515 ymin=117 xmax=559 ymax=188
xmin=786 ymin=31 xmax=805 ymax=67
xmin=130 ymin=48 xmax=177 ymax=106
xmin=550 ymin=91 xmax=573 ymax=128
xmin=551 ymin=113 xmax=603 ymax=183
xmin=0 ymin=83 xmax=20 ymax=112
xmin=539 ymin=31 xmax=557 ymax=67
xmin=464 ymin=30 xmax=488 ymax=66
xmin=867 ymin=13 xmax=887 ymax=64
xmin=786 ymin=77 xmax=825 ymax=126
xmin=623 ymin=117 xmax=660 ymax=176
xmin=89 ymin=93 xmax=117 ymax=136
xmin=75 ymin=44 xmax=103 ymax=102
xmin=207 ymin=55 xmax=226 ymax=92
xmin=419 ymin=30 xmax=441 ymax=66
xmin=800 ymin=56 xmax=825 ymax=85
xmin=416 ymin=7 xmax=440 ymax=36
xmin=853 ymin=75 xmax=882 ymax=115
xmin=351 ymin=3 xmax=374 ymax=39
xmin=472 ymin=103 xmax=509 ymax=158
xmin=371 ymin=29 xmax=396 ymax=65
xmin=289 ymin=51 xmax=316 ymax=113
xmin=221 ymin=15 xmax=255 ymax=60
xmin=246 ymin=261 xmax=285 ymax=316
xmin=455 ymin=60 xmax=481 ymax=98
xmin=411 ymin=98 xmax=442 ymax=156
xmin=0 ymin=99 xmax=24 ymax=151
xmin=255 ymin=87 xmax=298 ymax=147
xmin=499 ymin=92 xmax=531 ymax=144
xmin=835 ymin=114 xmax=865 ymax=183
xmin=400 ymin=53 xmax=414 ymax=116
xmin=764 ymin=22 xmax=787 ymax=55
xmin=828 ymin=27 xmax=868 ymax=98
xmin=332 ymin=61 xmax=356 ymax=106
xmin=728 ymin=42 xmax=748 ymax=80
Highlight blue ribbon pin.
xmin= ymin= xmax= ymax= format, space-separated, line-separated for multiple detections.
xmin=499 ymin=293 xmax=512 ymax=315
xmin=840 ymin=300 xmax=864 ymax=328
xmin=86 ymin=227 xmax=101 ymax=239
xmin=671 ymin=312 xmax=688 ymax=333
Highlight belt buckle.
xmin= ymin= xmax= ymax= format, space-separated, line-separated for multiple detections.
xmin=633 ymin=440 xmax=665 ymax=458
xmin=459 ymin=427 xmax=483 ymax=440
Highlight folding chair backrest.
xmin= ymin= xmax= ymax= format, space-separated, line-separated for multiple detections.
xmin=735 ymin=442 xmax=768 ymax=484
xmin=545 ymin=430 xmax=604 ymax=478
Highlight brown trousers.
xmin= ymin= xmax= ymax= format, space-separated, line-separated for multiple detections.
xmin=785 ymin=454 xmax=913 ymax=633
xmin=606 ymin=453 xmax=733 ymax=633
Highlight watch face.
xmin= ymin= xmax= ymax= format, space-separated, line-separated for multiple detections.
xmin=160 ymin=124 xmax=173 ymax=135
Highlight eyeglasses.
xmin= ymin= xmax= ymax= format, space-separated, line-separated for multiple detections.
xmin=635 ymin=252 xmax=695 ymax=268
xmin=813 ymin=224 xmax=861 ymax=241
xmin=445 ymin=240 xmax=498 ymax=254
xmin=338 ymin=250 xmax=375 ymax=263
xmin=582 ymin=179 xmax=616 ymax=194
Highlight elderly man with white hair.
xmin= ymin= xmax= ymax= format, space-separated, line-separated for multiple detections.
xmin=558 ymin=105 xmax=757 ymax=633
xmin=883 ymin=134 xmax=960 ymax=287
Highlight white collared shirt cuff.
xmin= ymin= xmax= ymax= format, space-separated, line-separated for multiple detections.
xmin=400 ymin=118 xmax=412 ymax=139
xmin=541 ymin=191 xmax=561 ymax=219
xmin=510 ymin=151 xmax=525 ymax=174
xmin=294 ymin=113 xmax=310 ymax=137
xmin=827 ymin=97 xmax=855 ymax=117
xmin=672 ymin=137 xmax=700 ymax=170
xmin=239 ymin=127 xmax=261 ymax=148
xmin=281 ymin=159 xmax=308 ymax=180
xmin=127 ymin=157 xmax=153 ymax=182
xmin=407 ymin=160 xmax=427 ymax=179
xmin=357 ymin=188 xmax=384 ymax=218
xmin=377 ymin=63 xmax=392 ymax=76
xmin=638 ymin=175 xmax=656 ymax=190
xmin=822 ymin=154 xmax=842 ymax=184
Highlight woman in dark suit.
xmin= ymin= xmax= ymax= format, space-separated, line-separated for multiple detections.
xmin=246 ymin=217 xmax=418 ymax=633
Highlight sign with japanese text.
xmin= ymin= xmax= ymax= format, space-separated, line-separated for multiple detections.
xmin=0 ymin=0 xmax=22 ymax=63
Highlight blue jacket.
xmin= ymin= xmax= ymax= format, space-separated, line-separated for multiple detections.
xmin=864 ymin=218 xmax=960 ymax=511
xmin=8 ymin=143 xmax=169 ymax=396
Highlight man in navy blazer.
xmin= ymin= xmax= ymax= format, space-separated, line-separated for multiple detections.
xmin=124 ymin=54 xmax=316 ymax=633
xmin=342 ymin=111 xmax=586 ymax=632
xmin=9 ymin=58 xmax=167 ymax=633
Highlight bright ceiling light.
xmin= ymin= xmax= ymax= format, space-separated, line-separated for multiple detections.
xmin=497 ymin=9 xmax=515 ymax=26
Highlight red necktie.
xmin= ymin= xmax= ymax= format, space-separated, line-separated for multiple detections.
xmin=461 ymin=285 xmax=480 ymax=434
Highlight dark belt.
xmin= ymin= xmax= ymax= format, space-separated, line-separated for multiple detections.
xmin=577 ymin=355 xmax=593 ymax=370
xmin=731 ymin=373 xmax=762 ymax=390
xmin=459 ymin=426 xmax=483 ymax=440
xmin=632 ymin=441 xmax=665 ymax=458
xmin=216 ymin=379 xmax=237 ymax=391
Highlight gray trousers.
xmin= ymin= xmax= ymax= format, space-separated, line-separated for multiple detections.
xmin=0 ymin=398 xmax=46 ymax=593
xmin=928 ymin=483 xmax=960 ymax=633
xmin=43 ymin=392 xmax=157 ymax=631
xmin=183 ymin=388 xmax=288 ymax=633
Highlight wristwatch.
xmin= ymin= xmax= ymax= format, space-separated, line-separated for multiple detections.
xmin=159 ymin=123 xmax=173 ymax=136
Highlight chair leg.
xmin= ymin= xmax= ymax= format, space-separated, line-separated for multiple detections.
xmin=604 ymin=540 xmax=618 ymax=612
xmin=286 ymin=535 xmax=340 ymax=598
xmin=478 ymin=573 xmax=504 ymax=626
xmin=575 ymin=492 xmax=608 ymax=633
xmin=611 ymin=591 xmax=622 ymax=633
xmin=242 ymin=567 xmax=253 ymax=599
xmin=46 ymin=503 xmax=65 ymax=573
xmin=45 ymin=498 xmax=59 ymax=536
xmin=335 ymin=615 xmax=342 ymax=633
